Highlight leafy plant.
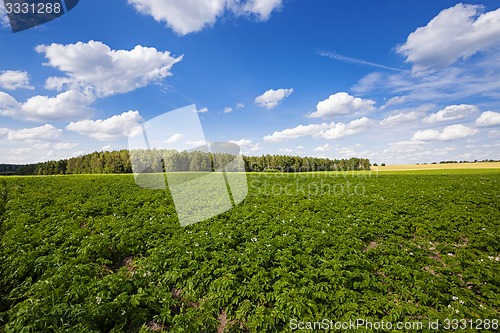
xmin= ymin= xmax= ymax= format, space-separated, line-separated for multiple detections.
xmin=0 ymin=171 xmax=499 ymax=332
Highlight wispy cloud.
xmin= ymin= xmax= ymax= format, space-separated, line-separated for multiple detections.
xmin=318 ymin=50 xmax=404 ymax=72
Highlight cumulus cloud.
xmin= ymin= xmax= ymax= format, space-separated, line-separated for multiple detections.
xmin=263 ymin=117 xmax=372 ymax=142
xmin=228 ymin=138 xmax=251 ymax=147
xmin=66 ymin=110 xmax=144 ymax=141
xmin=475 ymin=111 xmax=500 ymax=127
xmin=321 ymin=117 xmax=372 ymax=140
xmin=197 ymin=107 xmax=208 ymax=113
xmin=129 ymin=0 xmax=225 ymax=35
xmin=223 ymin=107 xmax=233 ymax=113
xmin=308 ymin=92 xmax=375 ymax=119
xmin=411 ymin=124 xmax=478 ymax=141
xmin=36 ymin=41 xmax=182 ymax=97
xmin=0 ymin=91 xmax=20 ymax=113
xmin=264 ymin=123 xmax=327 ymax=142
xmin=255 ymin=88 xmax=293 ymax=109
xmin=0 ymin=90 xmax=94 ymax=121
xmin=164 ymin=133 xmax=183 ymax=143
xmin=313 ymin=144 xmax=332 ymax=152
xmin=228 ymin=138 xmax=261 ymax=153
xmin=186 ymin=139 xmax=206 ymax=147
xmin=236 ymin=103 xmax=245 ymax=109
xmin=0 ymin=70 xmax=34 ymax=90
xmin=423 ymin=104 xmax=478 ymax=123
xmin=6 ymin=124 xmax=62 ymax=141
xmin=397 ymin=4 xmax=500 ymax=72
xmin=128 ymin=0 xmax=282 ymax=35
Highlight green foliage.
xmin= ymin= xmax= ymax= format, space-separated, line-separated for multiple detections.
xmin=0 ymin=150 xmax=371 ymax=176
xmin=0 ymin=171 xmax=499 ymax=332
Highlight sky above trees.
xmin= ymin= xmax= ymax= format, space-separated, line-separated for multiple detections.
xmin=0 ymin=0 xmax=499 ymax=164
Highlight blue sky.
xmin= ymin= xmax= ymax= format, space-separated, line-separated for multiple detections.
xmin=1 ymin=0 xmax=500 ymax=164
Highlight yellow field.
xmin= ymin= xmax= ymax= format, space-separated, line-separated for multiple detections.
xmin=373 ymin=162 xmax=500 ymax=171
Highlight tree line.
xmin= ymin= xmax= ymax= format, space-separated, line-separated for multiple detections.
xmin=0 ymin=150 xmax=371 ymax=175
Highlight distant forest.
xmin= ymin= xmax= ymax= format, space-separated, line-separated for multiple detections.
xmin=0 ymin=150 xmax=371 ymax=175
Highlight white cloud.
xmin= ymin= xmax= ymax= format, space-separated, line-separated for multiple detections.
xmin=223 ymin=107 xmax=233 ymax=113
xmin=397 ymin=4 xmax=500 ymax=72
xmin=0 ymin=128 xmax=9 ymax=138
xmin=263 ymin=117 xmax=372 ymax=142
xmin=0 ymin=70 xmax=34 ymax=90
xmin=482 ymin=142 xmax=500 ymax=148
xmin=6 ymin=124 xmax=62 ymax=142
xmin=255 ymin=88 xmax=293 ymax=109
xmin=66 ymin=110 xmax=143 ymax=141
xmin=165 ymin=133 xmax=183 ymax=143
xmin=186 ymin=139 xmax=206 ymax=147
xmin=321 ymin=117 xmax=372 ymax=140
xmin=236 ymin=103 xmax=245 ymax=109
xmin=10 ymin=148 xmax=33 ymax=155
xmin=352 ymin=62 xmax=500 ymax=103
xmin=264 ymin=123 xmax=328 ymax=142
xmin=308 ymin=92 xmax=375 ymax=119
xmin=0 ymin=90 xmax=94 ymax=121
xmin=0 ymin=91 xmax=20 ymax=113
xmin=278 ymin=148 xmax=293 ymax=153
xmin=197 ymin=107 xmax=208 ymax=113
xmin=313 ymin=144 xmax=332 ymax=152
xmin=384 ymin=140 xmax=426 ymax=153
xmin=129 ymin=0 xmax=225 ymax=35
xmin=475 ymin=111 xmax=500 ymax=127
xmin=228 ymin=138 xmax=252 ymax=147
xmin=411 ymin=124 xmax=478 ymax=141
xmin=423 ymin=104 xmax=478 ymax=123
xmin=351 ymin=73 xmax=383 ymax=95
xmin=228 ymin=138 xmax=261 ymax=153
xmin=0 ymin=3 xmax=9 ymax=28
xmin=128 ymin=0 xmax=282 ymax=35
xmin=101 ymin=145 xmax=113 ymax=151
xmin=71 ymin=151 xmax=86 ymax=158
xmin=381 ymin=96 xmax=407 ymax=109
xmin=230 ymin=0 xmax=283 ymax=20
xmin=380 ymin=111 xmax=420 ymax=126
xmin=334 ymin=144 xmax=371 ymax=159
xmin=488 ymin=129 xmax=500 ymax=137
xmin=33 ymin=142 xmax=79 ymax=150
xmin=36 ymin=41 xmax=182 ymax=97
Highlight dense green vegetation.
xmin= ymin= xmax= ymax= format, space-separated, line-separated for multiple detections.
xmin=0 ymin=150 xmax=370 ymax=175
xmin=0 ymin=171 xmax=499 ymax=332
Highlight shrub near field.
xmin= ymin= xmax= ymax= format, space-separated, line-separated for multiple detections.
xmin=0 ymin=171 xmax=499 ymax=332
